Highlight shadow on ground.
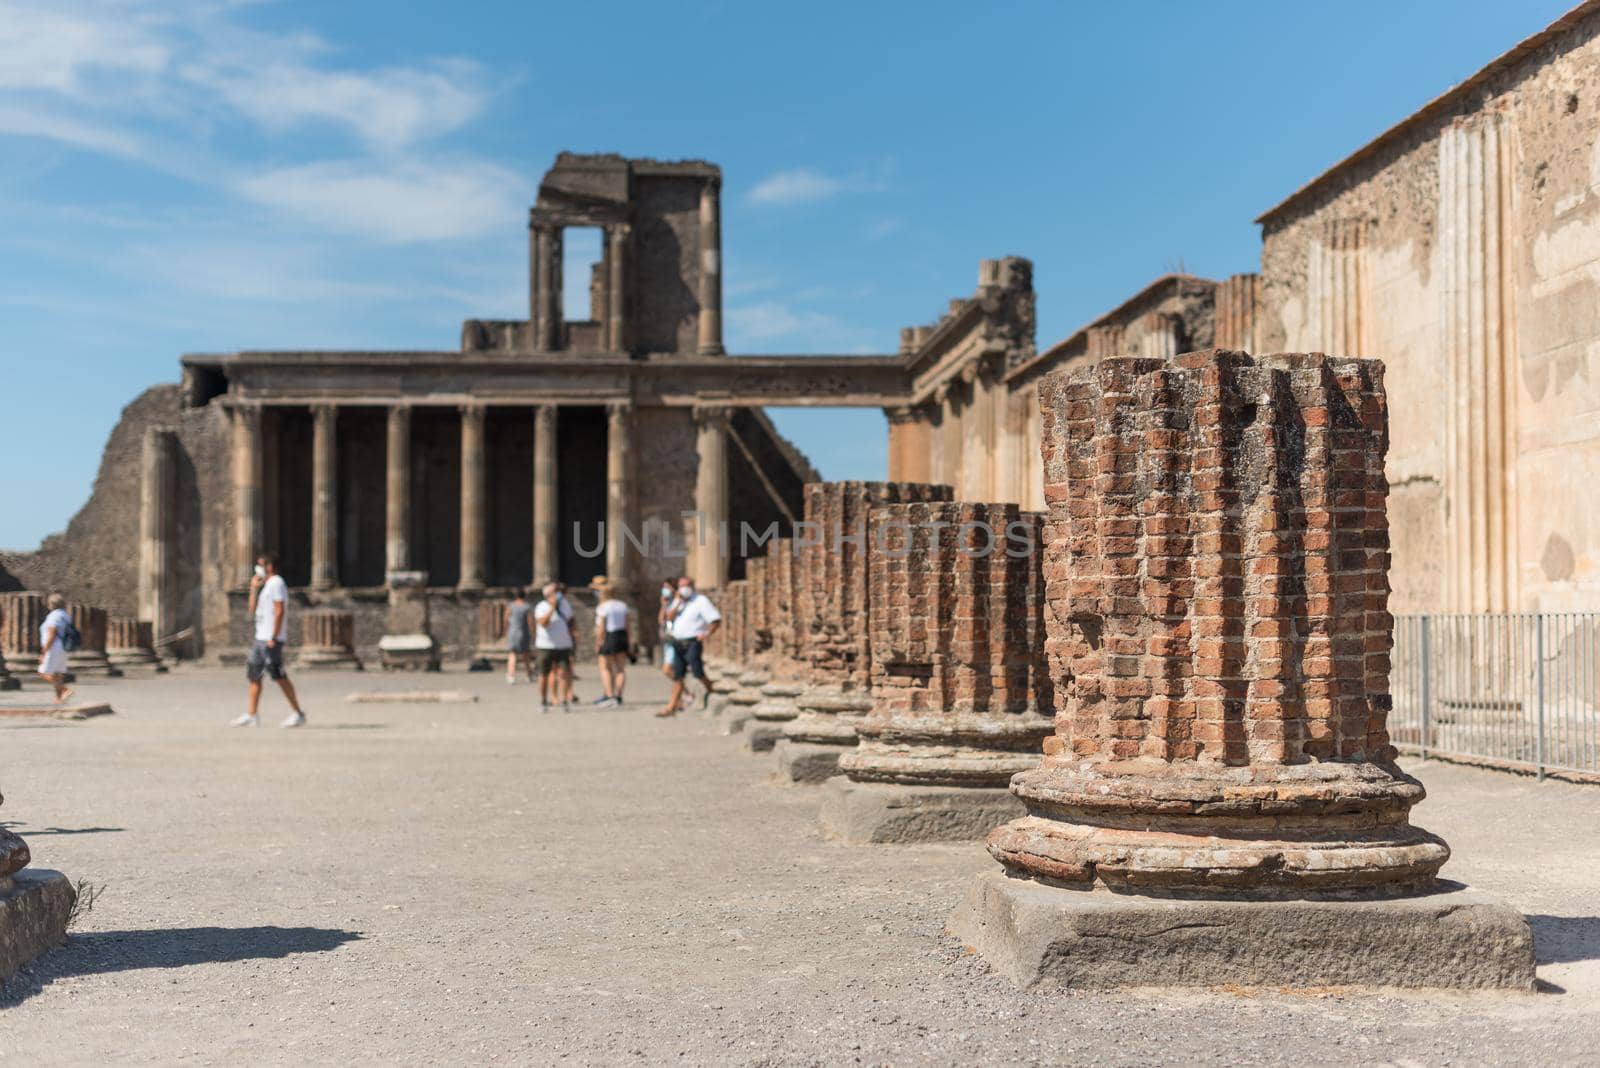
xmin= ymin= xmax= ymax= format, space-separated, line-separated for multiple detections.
xmin=0 ymin=823 xmax=124 ymax=837
xmin=1 ymin=926 xmax=362 ymax=1007
xmin=1529 ymin=915 xmax=1600 ymax=965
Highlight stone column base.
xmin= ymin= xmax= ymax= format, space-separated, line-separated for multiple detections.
xmin=818 ymin=777 xmax=1023 ymax=844
xmin=772 ymin=739 xmax=845 ymax=784
xmin=0 ymin=869 xmax=76 ymax=980
xmin=106 ymin=651 xmax=167 ymax=674
xmin=0 ymin=674 xmax=18 ymax=692
xmin=65 ymin=653 xmax=121 ymax=679
xmin=296 ymin=648 xmax=364 ymax=671
xmin=743 ymin=722 xmax=786 ymax=752
xmin=949 ymin=870 xmax=1537 ymax=990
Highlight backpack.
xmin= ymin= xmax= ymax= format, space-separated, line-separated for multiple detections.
xmin=58 ymin=617 xmax=82 ymax=653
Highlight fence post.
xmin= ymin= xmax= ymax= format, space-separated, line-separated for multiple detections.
xmin=1419 ymin=615 xmax=1431 ymax=761
xmin=1535 ymin=614 xmax=1547 ymax=783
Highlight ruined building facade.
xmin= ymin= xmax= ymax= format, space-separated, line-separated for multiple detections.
xmin=890 ymin=2 xmax=1600 ymax=614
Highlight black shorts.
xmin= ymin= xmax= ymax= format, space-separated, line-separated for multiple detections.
xmin=600 ymin=630 xmax=629 ymax=655
xmin=669 ymin=638 xmax=705 ymax=681
xmin=246 ymin=640 xmax=288 ymax=682
xmin=536 ymin=648 xmax=572 ymax=676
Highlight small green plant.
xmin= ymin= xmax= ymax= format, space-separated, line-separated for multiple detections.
xmin=65 ymin=879 xmax=103 ymax=930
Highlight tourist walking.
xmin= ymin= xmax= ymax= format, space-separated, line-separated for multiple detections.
xmin=505 ymin=588 xmax=534 ymax=684
xmin=591 ymin=578 xmax=631 ymax=707
xmin=533 ymin=582 xmax=575 ymax=710
xmin=234 ymin=553 xmax=307 ymax=727
xmin=36 ymin=593 xmax=75 ymax=705
xmin=658 ymin=577 xmax=720 ymax=718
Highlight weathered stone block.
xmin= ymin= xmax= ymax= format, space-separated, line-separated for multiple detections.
xmin=0 ymin=869 xmax=76 ymax=981
xmin=819 ymin=777 xmax=1023 ymax=844
xmin=771 ymin=739 xmax=843 ymax=784
xmin=950 ymin=871 xmax=1536 ymax=990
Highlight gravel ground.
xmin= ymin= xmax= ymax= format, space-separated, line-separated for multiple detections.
xmin=1 ymin=664 xmax=1597 ymax=1066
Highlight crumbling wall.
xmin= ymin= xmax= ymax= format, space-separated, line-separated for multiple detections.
xmin=0 ymin=383 xmax=232 ymax=656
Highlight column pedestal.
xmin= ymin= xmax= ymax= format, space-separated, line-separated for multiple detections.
xmin=297 ymin=608 xmax=363 ymax=670
xmin=106 ymin=617 xmax=166 ymax=673
xmin=0 ymin=791 xmax=75 ymax=981
xmin=471 ymin=598 xmax=510 ymax=672
xmin=65 ymin=604 xmax=120 ymax=678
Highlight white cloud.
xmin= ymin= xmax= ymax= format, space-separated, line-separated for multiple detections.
xmin=235 ymin=158 xmax=529 ymax=243
xmin=181 ymin=56 xmax=490 ymax=151
xmin=745 ymin=162 xmax=894 ymax=207
xmin=0 ymin=3 xmax=171 ymax=93
xmin=0 ymin=102 xmax=142 ymax=157
xmin=727 ymin=300 xmax=881 ymax=352
xmin=747 ymin=167 xmax=846 ymax=206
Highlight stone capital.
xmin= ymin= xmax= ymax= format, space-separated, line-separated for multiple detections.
xmin=692 ymin=404 xmax=731 ymax=428
xmin=883 ymin=405 xmax=922 ymax=425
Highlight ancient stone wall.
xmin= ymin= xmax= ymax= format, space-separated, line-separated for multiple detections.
xmin=630 ymin=175 xmax=703 ymax=354
xmin=1257 ymin=5 xmax=1600 ymax=612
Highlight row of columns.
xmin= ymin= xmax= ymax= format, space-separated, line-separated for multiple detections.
xmin=232 ymin=401 xmax=724 ymax=591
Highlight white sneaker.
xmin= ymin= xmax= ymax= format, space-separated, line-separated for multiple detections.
xmin=231 ymin=713 xmax=258 ymax=727
xmin=280 ymin=711 xmax=306 ymax=728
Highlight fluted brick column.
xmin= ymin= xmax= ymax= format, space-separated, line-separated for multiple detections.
xmin=533 ymin=405 xmax=559 ymax=584
xmin=386 ymin=404 xmax=412 ymax=576
xmin=822 ymin=503 xmax=1051 ymax=840
xmin=298 ymin=608 xmax=362 ymax=670
xmin=697 ymin=178 xmax=723 ymax=355
xmin=744 ymin=539 xmax=806 ymax=738
xmin=231 ymin=404 xmax=264 ymax=586
xmin=458 ymin=404 xmax=487 ymax=591
xmin=950 ymin=351 xmax=1533 ymax=991
xmin=106 ymin=617 xmax=165 ymax=672
xmin=64 ymin=603 xmax=119 ymax=678
xmin=774 ymin=481 xmax=952 ymax=779
xmin=138 ymin=427 xmax=177 ymax=648
xmin=0 ymin=593 xmax=44 ymax=677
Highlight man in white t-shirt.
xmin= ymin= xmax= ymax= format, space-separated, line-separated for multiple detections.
xmin=533 ymin=582 xmax=576 ymax=709
xmin=235 ymin=553 xmax=308 ymax=728
xmin=658 ymin=576 xmax=720 ymax=718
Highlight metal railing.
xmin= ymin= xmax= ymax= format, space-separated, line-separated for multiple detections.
xmin=1392 ymin=613 xmax=1600 ymax=780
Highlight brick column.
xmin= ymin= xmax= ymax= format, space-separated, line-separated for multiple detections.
xmin=107 ymin=617 xmax=165 ymax=672
xmin=950 ymin=351 xmax=1531 ymax=990
xmin=744 ymin=539 xmax=806 ymax=737
xmin=773 ymin=481 xmax=953 ymax=780
xmin=298 ymin=608 xmax=362 ymax=670
xmin=822 ymin=503 xmax=1050 ymax=841
xmin=533 ymin=404 xmax=559 ymax=584
xmin=458 ymin=403 xmax=487 ymax=591
xmin=310 ymin=404 xmax=338 ymax=591
xmin=64 ymin=602 xmax=119 ymax=677
xmin=606 ymin=225 xmax=629 ymax=352
xmin=0 ymin=593 xmax=44 ymax=676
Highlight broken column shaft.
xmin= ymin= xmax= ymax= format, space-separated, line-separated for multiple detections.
xmin=822 ymin=502 xmax=1052 ymax=841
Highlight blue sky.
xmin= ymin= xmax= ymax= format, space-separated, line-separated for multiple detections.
xmin=0 ymin=0 xmax=1577 ymax=548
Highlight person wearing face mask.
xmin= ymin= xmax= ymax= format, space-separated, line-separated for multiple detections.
xmin=658 ymin=577 xmax=720 ymax=718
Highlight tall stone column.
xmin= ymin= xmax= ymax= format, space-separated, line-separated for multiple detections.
xmin=697 ymin=178 xmax=724 ymax=355
xmin=531 ymin=224 xmax=549 ymax=347
xmin=138 ymin=427 xmax=177 ymax=646
xmin=606 ymin=402 xmax=635 ymax=589
xmin=606 ymin=225 xmax=629 ymax=352
xmin=692 ymin=406 xmax=729 ymax=589
xmin=884 ymin=406 xmax=934 ymax=483
xmin=938 ymin=383 xmax=964 ymax=493
xmin=310 ymin=404 xmax=338 ymax=591
xmin=774 ymin=480 xmax=953 ymax=781
xmin=822 ymin=503 xmax=1050 ymax=841
xmin=951 ymin=351 xmax=1535 ymax=990
xmin=459 ymin=404 xmax=487 ymax=591
xmin=386 ymin=404 xmax=411 ymax=576
xmin=533 ymin=404 xmax=559 ymax=584
xmin=231 ymin=403 xmax=264 ymax=586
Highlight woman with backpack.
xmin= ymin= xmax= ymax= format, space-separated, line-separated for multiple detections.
xmin=38 ymin=592 xmax=75 ymax=705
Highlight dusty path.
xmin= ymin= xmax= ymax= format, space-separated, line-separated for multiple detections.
xmin=2 ymin=665 xmax=1598 ymax=1065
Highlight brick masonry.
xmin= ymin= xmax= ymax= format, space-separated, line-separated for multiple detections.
xmin=987 ymin=350 xmax=1451 ymax=895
